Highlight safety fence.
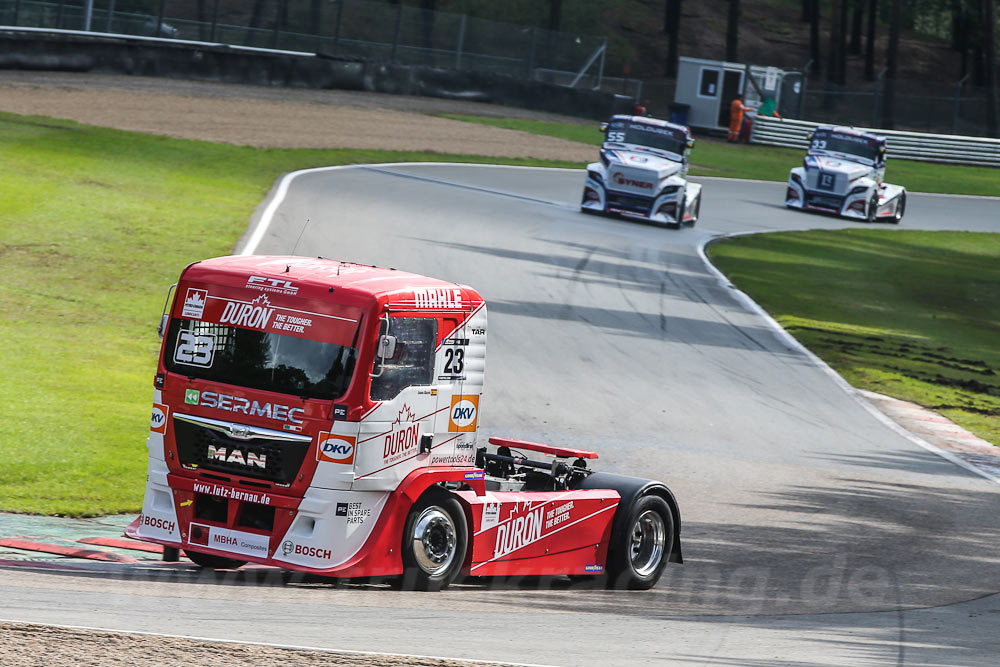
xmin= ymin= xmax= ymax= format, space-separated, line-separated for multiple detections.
xmin=750 ymin=115 xmax=1000 ymax=167
xmin=0 ymin=0 xmax=610 ymax=86
xmin=801 ymin=76 xmax=996 ymax=138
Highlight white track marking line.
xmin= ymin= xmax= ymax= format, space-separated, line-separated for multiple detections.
xmin=697 ymin=232 xmax=1000 ymax=486
xmin=0 ymin=618 xmax=564 ymax=667
xmin=241 ymin=163 xmax=997 ymax=256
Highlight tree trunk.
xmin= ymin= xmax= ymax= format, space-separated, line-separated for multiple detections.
xmin=664 ymin=0 xmax=681 ymax=77
xmin=850 ymin=2 xmax=863 ymax=54
xmin=250 ymin=0 xmax=269 ymax=29
xmin=951 ymin=0 xmax=964 ymax=51
xmin=726 ymin=0 xmax=740 ymax=62
xmin=984 ymin=0 xmax=998 ymax=136
xmin=827 ymin=0 xmax=845 ymax=83
xmin=839 ymin=0 xmax=849 ymax=77
xmin=809 ymin=0 xmax=822 ymax=73
xmin=882 ymin=0 xmax=902 ymax=128
xmin=865 ymin=0 xmax=877 ymax=80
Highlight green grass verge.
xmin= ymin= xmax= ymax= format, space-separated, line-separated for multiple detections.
xmin=438 ymin=114 xmax=1000 ymax=197
xmin=707 ymin=230 xmax=1000 ymax=446
xmin=0 ymin=111 xmax=576 ymax=516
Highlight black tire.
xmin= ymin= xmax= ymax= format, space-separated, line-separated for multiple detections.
xmin=606 ymin=495 xmax=674 ymax=590
xmin=893 ymin=192 xmax=906 ymax=223
xmin=673 ymin=198 xmax=686 ymax=229
xmin=184 ymin=549 xmax=247 ymax=570
xmin=866 ymin=194 xmax=878 ymax=222
xmin=400 ymin=487 xmax=468 ymax=591
xmin=687 ymin=195 xmax=700 ymax=226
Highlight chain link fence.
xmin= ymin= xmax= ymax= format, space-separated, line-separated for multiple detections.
xmin=803 ymin=76 xmax=996 ymax=137
xmin=0 ymin=0 xmax=611 ymax=84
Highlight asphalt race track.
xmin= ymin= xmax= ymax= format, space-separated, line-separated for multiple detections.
xmin=3 ymin=166 xmax=999 ymax=665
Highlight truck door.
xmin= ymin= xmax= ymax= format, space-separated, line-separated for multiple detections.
xmin=354 ymin=314 xmax=440 ymax=490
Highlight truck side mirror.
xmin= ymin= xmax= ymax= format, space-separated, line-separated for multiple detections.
xmin=687 ymin=138 xmax=695 ymax=149
xmin=157 ymin=314 xmax=169 ymax=339
xmin=378 ymin=334 xmax=397 ymax=360
xmin=371 ymin=312 xmax=396 ymax=379
xmin=599 ymin=123 xmax=608 ymax=132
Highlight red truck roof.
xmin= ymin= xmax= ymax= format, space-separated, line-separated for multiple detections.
xmin=182 ymin=255 xmax=482 ymax=311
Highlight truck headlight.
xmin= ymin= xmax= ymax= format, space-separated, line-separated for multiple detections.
xmin=660 ymin=185 xmax=681 ymax=195
xmin=848 ymin=185 xmax=869 ymax=196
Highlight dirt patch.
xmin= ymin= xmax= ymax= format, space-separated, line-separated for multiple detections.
xmin=0 ymin=621 xmax=522 ymax=667
xmin=0 ymin=71 xmax=594 ymax=162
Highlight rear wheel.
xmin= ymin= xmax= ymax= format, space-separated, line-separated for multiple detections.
xmin=400 ymin=487 xmax=467 ymax=591
xmin=184 ymin=550 xmax=247 ymax=570
xmin=606 ymin=495 xmax=674 ymax=590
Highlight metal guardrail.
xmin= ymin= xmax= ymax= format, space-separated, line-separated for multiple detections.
xmin=750 ymin=115 xmax=1000 ymax=167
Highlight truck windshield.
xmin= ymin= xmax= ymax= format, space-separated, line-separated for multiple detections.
xmin=164 ymin=318 xmax=357 ymax=400
xmin=809 ymin=131 xmax=880 ymax=163
xmin=606 ymin=120 xmax=686 ymax=156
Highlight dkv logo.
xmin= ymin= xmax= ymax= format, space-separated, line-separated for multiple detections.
xmin=150 ymin=403 xmax=169 ymax=434
xmin=317 ymin=433 xmax=356 ymax=464
xmin=449 ymin=395 xmax=480 ymax=433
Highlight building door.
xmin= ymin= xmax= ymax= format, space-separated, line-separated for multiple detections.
xmin=717 ymin=70 xmax=745 ymax=127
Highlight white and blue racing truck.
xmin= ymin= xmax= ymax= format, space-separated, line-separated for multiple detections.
xmin=581 ymin=115 xmax=702 ymax=229
xmin=785 ymin=125 xmax=906 ymax=223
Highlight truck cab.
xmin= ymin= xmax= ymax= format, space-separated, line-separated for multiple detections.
xmin=129 ymin=255 xmax=681 ymax=590
xmin=785 ymin=125 xmax=906 ymax=222
xmin=581 ymin=114 xmax=703 ymax=228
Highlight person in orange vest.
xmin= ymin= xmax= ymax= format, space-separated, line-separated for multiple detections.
xmin=728 ymin=93 xmax=745 ymax=143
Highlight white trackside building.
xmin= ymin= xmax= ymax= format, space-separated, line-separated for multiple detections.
xmin=581 ymin=115 xmax=703 ymax=229
xmin=785 ymin=125 xmax=907 ymax=223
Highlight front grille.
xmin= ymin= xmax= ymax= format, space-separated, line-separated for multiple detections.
xmin=606 ymin=192 xmax=653 ymax=215
xmin=805 ymin=193 xmax=844 ymax=211
xmin=174 ymin=417 xmax=310 ymax=485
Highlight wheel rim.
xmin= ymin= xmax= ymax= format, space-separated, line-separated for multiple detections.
xmin=629 ymin=509 xmax=666 ymax=577
xmin=411 ymin=507 xmax=457 ymax=576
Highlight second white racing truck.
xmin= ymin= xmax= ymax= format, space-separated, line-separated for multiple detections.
xmin=785 ymin=125 xmax=906 ymax=223
xmin=581 ymin=115 xmax=702 ymax=229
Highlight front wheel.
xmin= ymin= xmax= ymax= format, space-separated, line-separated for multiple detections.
xmin=893 ymin=192 xmax=906 ymax=223
xmin=687 ymin=195 xmax=700 ymax=226
xmin=184 ymin=549 xmax=247 ymax=570
xmin=606 ymin=495 xmax=674 ymax=590
xmin=400 ymin=487 xmax=468 ymax=591
xmin=866 ymin=194 xmax=878 ymax=223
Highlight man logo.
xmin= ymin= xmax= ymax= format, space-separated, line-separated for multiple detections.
xmin=449 ymin=395 xmax=480 ymax=432
xmin=150 ymin=403 xmax=169 ymax=434
xmin=282 ymin=540 xmax=294 ymax=556
xmin=317 ymin=433 xmax=356 ymax=464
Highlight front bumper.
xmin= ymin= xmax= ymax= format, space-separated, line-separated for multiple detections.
xmin=582 ymin=180 xmax=684 ymax=225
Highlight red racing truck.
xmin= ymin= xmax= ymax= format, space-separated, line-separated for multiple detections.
xmin=128 ymin=255 xmax=682 ymax=589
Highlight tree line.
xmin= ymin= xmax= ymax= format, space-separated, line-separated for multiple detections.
xmin=663 ymin=0 xmax=997 ymax=133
